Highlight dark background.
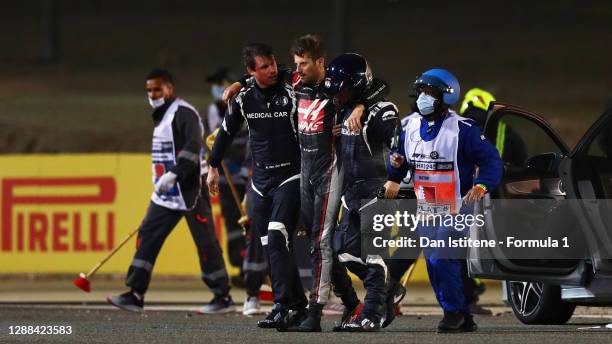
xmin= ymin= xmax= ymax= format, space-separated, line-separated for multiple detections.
xmin=1 ymin=0 xmax=611 ymax=153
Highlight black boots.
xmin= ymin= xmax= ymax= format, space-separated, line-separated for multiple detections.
xmin=257 ymin=303 xmax=290 ymax=329
xmin=333 ymin=302 xmax=364 ymax=332
xmin=382 ymin=282 xmax=406 ymax=328
xmin=295 ymin=304 xmax=323 ymax=332
xmin=338 ymin=316 xmax=380 ymax=332
xmin=107 ymin=290 xmax=144 ymax=313
xmin=437 ymin=311 xmax=478 ymax=333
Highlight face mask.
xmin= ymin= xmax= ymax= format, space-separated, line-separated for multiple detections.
xmin=416 ymin=93 xmax=437 ymax=116
xmin=148 ymin=97 xmax=165 ymax=109
xmin=211 ymin=85 xmax=224 ymax=101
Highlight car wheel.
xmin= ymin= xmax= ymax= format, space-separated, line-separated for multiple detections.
xmin=506 ymin=281 xmax=576 ymax=325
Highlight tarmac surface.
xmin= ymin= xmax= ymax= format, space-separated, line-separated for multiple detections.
xmin=1 ymin=280 xmax=612 ymax=343
xmin=1 ymin=304 xmax=612 ymax=344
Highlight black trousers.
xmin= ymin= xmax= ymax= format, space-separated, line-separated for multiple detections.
xmin=250 ymin=179 xmax=307 ymax=309
xmin=241 ymin=183 xmax=268 ymax=297
xmin=242 ymin=228 xmax=268 ymax=297
xmin=334 ymin=179 xmax=388 ymax=322
xmin=126 ymin=195 xmax=229 ymax=296
xmin=219 ymin=181 xmax=247 ymax=268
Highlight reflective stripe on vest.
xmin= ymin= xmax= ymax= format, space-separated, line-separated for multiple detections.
xmin=404 ymin=111 xmax=463 ymax=214
xmin=150 ymin=99 xmax=201 ymax=210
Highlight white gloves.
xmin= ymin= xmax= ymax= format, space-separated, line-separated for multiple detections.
xmin=155 ymin=171 xmax=177 ymax=194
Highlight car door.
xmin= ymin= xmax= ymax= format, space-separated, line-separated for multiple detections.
xmin=558 ymin=106 xmax=612 ymax=276
xmin=468 ymin=102 xmax=588 ymax=285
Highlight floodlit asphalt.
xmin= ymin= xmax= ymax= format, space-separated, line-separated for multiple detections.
xmin=1 ymin=304 xmax=612 ymax=344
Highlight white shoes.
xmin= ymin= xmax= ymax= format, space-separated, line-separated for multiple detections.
xmin=242 ymin=296 xmax=262 ymax=316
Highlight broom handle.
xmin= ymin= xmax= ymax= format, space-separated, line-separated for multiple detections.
xmin=205 ymin=128 xmax=247 ymax=218
xmin=206 ymin=128 xmax=248 ymax=234
xmin=220 ymin=161 xmax=247 ymax=218
xmin=86 ymin=228 xmax=139 ymax=278
xmin=401 ymin=253 xmax=421 ymax=288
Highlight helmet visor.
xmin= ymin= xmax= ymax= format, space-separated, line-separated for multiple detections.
xmin=414 ymin=74 xmax=454 ymax=95
xmin=322 ymin=77 xmax=344 ymax=97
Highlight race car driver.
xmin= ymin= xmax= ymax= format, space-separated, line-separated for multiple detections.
xmin=322 ymin=53 xmax=401 ymax=332
xmin=289 ymin=35 xmax=388 ymax=332
xmin=223 ymin=34 xmax=390 ymax=332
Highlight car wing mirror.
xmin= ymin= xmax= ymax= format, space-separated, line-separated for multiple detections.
xmin=526 ymin=152 xmax=561 ymax=175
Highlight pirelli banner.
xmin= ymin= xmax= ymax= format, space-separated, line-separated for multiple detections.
xmin=0 ymin=154 xmax=239 ymax=276
xmin=0 ymin=154 xmax=431 ymax=282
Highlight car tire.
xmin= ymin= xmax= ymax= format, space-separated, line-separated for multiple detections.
xmin=506 ymin=281 xmax=576 ymax=325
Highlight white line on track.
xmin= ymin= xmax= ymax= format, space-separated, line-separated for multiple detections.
xmin=4 ymin=304 xmax=611 ymax=321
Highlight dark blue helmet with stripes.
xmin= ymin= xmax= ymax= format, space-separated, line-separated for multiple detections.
xmin=323 ymin=53 xmax=372 ymax=98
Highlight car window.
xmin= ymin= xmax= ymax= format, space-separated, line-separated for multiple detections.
xmin=587 ymin=125 xmax=612 ymax=159
xmin=580 ymin=121 xmax=612 ymax=198
xmin=492 ymin=112 xmax=564 ymax=168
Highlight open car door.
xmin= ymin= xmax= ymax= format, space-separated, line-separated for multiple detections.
xmin=559 ymin=105 xmax=612 ymax=276
xmin=468 ymin=102 xmax=588 ymax=285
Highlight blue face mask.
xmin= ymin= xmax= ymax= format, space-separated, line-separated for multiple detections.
xmin=211 ymin=85 xmax=225 ymax=101
xmin=416 ymin=93 xmax=437 ymax=116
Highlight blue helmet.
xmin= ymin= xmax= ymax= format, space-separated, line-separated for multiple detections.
xmin=414 ymin=68 xmax=460 ymax=106
xmin=323 ymin=53 xmax=372 ymax=97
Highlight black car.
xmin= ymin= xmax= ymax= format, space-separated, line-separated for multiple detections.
xmin=468 ymin=102 xmax=612 ymax=325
